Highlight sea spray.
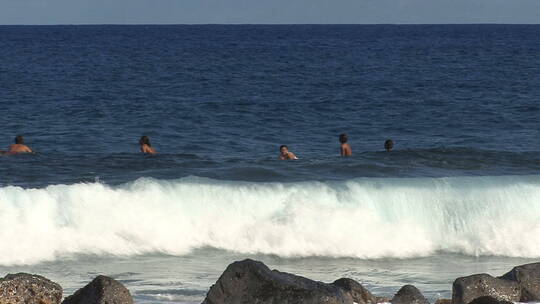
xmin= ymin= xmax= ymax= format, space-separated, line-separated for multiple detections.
xmin=0 ymin=175 xmax=539 ymax=265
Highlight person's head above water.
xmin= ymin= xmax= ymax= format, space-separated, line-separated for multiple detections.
xmin=139 ymin=135 xmax=151 ymax=147
xmin=339 ymin=133 xmax=348 ymax=144
xmin=8 ymin=135 xmax=33 ymax=153
xmin=339 ymin=133 xmax=352 ymax=156
xmin=15 ymin=135 xmax=24 ymax=144
xmin=139 ymin=135 xmax=157 ymax=154
xmin=384 ymin=139 xmax=394 ymax=152
xmin=279 ymin=145 xmax=298 ymax=160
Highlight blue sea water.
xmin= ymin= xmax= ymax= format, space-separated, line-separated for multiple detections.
xmin=1 ymin=24 xmax=540 ymax=186
xmin=1 ymin=25 xmax=540 ymax=303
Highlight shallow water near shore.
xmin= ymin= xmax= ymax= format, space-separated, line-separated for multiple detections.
xmin=0 ymin=250 xmax=534 ymax=303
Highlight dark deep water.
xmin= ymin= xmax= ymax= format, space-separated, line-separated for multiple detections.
xmin=1 ymin=24 xmax=539 ymax=186
xmin=1 ymin=25 xmax=540 ymax=303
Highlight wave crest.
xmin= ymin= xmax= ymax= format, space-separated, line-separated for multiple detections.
xmin=1 ymin=175 xmax=539 ymax=265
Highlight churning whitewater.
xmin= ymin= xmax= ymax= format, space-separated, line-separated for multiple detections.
xmin=1 ymin=175 xmax=539 ymax=266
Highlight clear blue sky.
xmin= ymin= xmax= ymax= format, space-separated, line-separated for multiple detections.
xmin=1 ymin=0 xmax=539 ymax=25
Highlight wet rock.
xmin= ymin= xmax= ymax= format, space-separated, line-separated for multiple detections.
xmin=468 ymin=296 xmax=513 ymax=304
xmin=62 ymin=275 xmax=133 ymax=304
xmin=434 ymin=299 xmax=451 ymax=304
xmin=390 ymin=285 xmax=429 ymax=304
xmin=333 ymin=278 xmax=378 ymax=304
xmin=500 ymin=262 xmax=540 ymax=302
xmin=375 ymin=296 xmax=391 ymax=303
xmin=452 ymin=274 xmax=520 ymax=304
xmin=0 ymin=273 xmax=62 ymax=304
xmin=202 ymin=259 xmax=353 ymax=304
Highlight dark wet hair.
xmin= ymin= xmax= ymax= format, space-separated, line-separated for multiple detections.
xmin=139 ymin=136 xmax=151 ymax=147
xmin=279 ymin=145 xmax=288 ymax=151
xmin=15 ymin=135 xmax=24 ymax=144
xmin=339 ymin=133 xmax=348 ymax=144
xmin=384 ymin=139 xmax=394 ymax=151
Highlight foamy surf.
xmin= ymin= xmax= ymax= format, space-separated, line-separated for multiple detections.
xmin=0 ymin=175 xmax=539 ymax=265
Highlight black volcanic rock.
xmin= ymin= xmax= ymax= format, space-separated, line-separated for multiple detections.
xmin=390 ymin=285 xmax=429 ymax=304
xmin=333 ymin=278 xmax=378 ymax=304
xmin=62 ymin=275 xmax=133 ymax=304
xmin=203 ymin=259 xmax=357 ymax=304
xmin=500 ymin=262 xmax=540 ymax=302
xmin=452 ymin=274 xmax=520 ymax=304
xmin=0 ymin=273 xmax=62 ymax=304
xmin=468 ymin=296 xmax=513 ymax=304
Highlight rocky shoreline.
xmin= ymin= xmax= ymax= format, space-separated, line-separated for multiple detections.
xmin=2 ymin=259 xmax=540 ymax=304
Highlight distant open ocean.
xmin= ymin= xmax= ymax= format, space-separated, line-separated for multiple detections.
xmin=1 ymin=25 xmax=539 ymax=303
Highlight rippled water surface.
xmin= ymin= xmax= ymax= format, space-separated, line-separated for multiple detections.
xmin=1 ymin=25 xmax=540 ymax=185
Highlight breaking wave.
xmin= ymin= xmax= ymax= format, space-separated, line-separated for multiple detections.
xmin=1 ymin=175 xmax=539 ymax=265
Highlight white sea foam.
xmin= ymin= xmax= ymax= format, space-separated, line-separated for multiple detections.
xmin=1 ymin=175 xmax=539 ymax=265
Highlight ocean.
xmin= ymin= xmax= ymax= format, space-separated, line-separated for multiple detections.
xmin=0 ymin=24 xmax=539 ymax=303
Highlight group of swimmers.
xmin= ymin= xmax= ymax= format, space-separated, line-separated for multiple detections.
xmin=279 ymin=134 xmax=394 ymax=160
xmin=1 ymin=134 xmax=395 ymax=158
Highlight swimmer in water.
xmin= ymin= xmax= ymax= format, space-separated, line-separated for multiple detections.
xmin=139 ymin=136 xmax=157 ymax=154
xmin=384 ymin=139 xmax=394 ymax=152
xmin=7 ymin=135 xmax=33 ymax=154
xmin=339 ymin=133 xmax=352 ymax=157
xmin=279 ymin=145 xmax=298 ymax=160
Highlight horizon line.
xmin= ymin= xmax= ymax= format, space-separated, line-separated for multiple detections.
xmin=1 ymin=22 xmax=540 ymax=26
